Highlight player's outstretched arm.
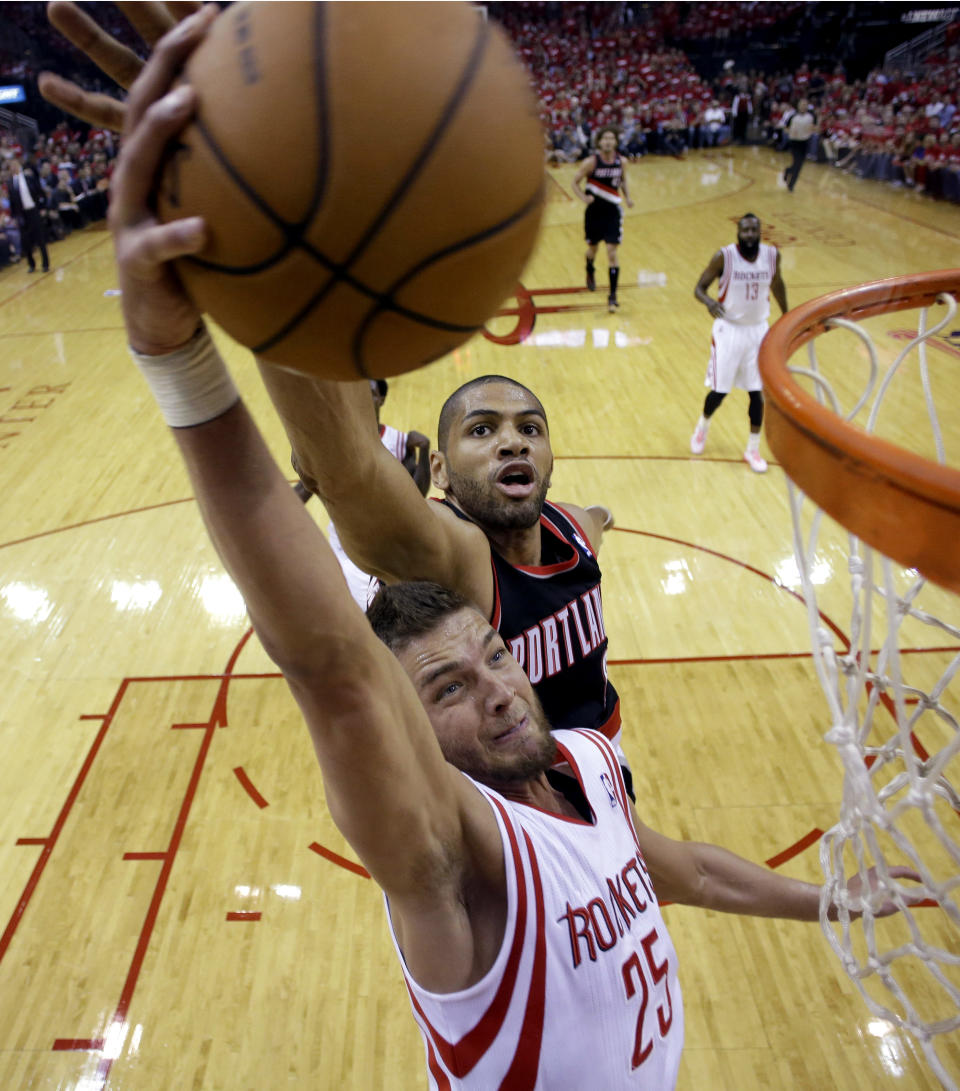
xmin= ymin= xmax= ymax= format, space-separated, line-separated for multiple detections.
xmin=40 ymin=2 xmax=201 ymax=130
xmin=108 ymin=14 xmax=501 ymax=986
xmin=694 ymin=250 xmax=725 ymax=319
xmin=631 ymin=806 xmax=921 ymax=921
xmin=256 ymin=363 xmax=492 ymax=605
xmin=559 ymin=502 xmax=614 ymax=554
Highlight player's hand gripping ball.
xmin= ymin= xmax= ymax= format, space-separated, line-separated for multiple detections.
xmin=157 ymin=1 xmax=545 ymax=380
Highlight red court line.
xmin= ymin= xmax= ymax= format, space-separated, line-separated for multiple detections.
xmin=90 ymin=692 xmax=225 ymax=1084
xmin=0 ymin=679 xmax=130 ymax=966
xmin=171 ymin=721 xmax=210 ymax=730
xmin=233 ymin=766 xmax=269 ymax=809
xmin=123 ymin=852 xmax=165 ymax=861
xmin=226 ymin=911 xmax=261 ymax=922
xmin=79 ymin=714 xmax=107 ymax=721
xmin=16 ymin=838 xmax=48 ymax=846
xmin=52 ymin=1037 xmax=105 ymax=1051
xmin=308 ymin=841 xmax=371 ymax=879
xmin=0 ymin=497 xmax=197 ymax=552
xmin=766 ymin=828 xmax=824 ymax=869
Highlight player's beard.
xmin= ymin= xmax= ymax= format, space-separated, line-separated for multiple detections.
xmin=738 ymin=237 xmax=760 ymax=259
xmin=446 ymin=467 xmax=550 ymax=531
xmin=464 ymin=694 xmax=559 ymax=788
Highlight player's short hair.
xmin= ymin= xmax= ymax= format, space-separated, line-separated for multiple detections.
xmin=436 ymin=375 xmax=547 ymax=453
xmin=596 ymin=126 xmax=620 ymax=144
xmin=367 ymin=580 xmax=475 ymax=653
xmin=739 ymin=212 xmax=760 ymax=225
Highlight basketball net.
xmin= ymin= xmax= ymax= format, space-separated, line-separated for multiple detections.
xmin=764 ymin=281 xmax=960 ymax=1089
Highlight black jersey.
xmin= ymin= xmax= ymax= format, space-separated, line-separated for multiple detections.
xmin=438 ymin=499 xmax=621 ymax=742
xmin=585 ymin=153 xmax=624 ymax=204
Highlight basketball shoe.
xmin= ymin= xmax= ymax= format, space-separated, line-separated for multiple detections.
xmin=608 ymin=295 xmax=619 ymax=313
xmin=690 ymin=422 xmax=706 ymax=454
xmin=743 ymin=448 xmax=768 ymax=473
xmin=586 ymin=266 xmax=596 ymax=292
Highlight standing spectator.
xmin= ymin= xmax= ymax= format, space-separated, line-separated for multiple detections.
xmin=6 ymin=158 xmax=49 ymax=273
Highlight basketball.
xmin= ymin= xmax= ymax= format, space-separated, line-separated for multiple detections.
xmin=155 ymin=2 xmax=545 ymax=381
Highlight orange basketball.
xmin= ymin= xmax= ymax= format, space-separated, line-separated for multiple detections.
xmin=156 ymin=1 xmax=544 ymax=380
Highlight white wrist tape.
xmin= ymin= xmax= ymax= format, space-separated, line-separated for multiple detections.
xmin=129 ymin=324 xmax=240 ymax=428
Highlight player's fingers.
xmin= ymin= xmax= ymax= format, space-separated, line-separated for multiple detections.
xmin=124 ymin=3 xmax=217 ymax=132
xmin=38 ymin=72 xmax=127 ymax=131
xmin=124 ymin=218 xmax=206 ymax=276
xmin=47 ymin=2 xmax=145 ymax=90
xmin=112 ymin=84 xmax=196 ymax=225
xmin=115 ymin=2 xmax=176 ymax=46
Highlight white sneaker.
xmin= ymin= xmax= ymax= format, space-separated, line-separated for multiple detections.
xmin=743 ymin=448 xmax=768 ymax=473
xmin=690 ymin=423 xmax=706 ymax=454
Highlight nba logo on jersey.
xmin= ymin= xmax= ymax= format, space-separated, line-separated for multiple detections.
xmin=600 ymin=772 xmax=618 ymax=808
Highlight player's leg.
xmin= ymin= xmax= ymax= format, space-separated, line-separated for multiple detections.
xmin=605 ymin=206 xmax=623 ymax=312
xmin=584 ymin=205 xmax=599 ymax=290
xmin=743 ymin=389 xmax=767 ymax=472
xmin=691 ymin=322 xmax=731 ymax=453
xmin=606 ymin=240 xmax=620 ymax=311
xmin=740 ymin=326 xmax=768 ymax=472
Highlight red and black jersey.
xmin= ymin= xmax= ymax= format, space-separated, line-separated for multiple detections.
xmin=439 ymin=499 xmax=621 ymax=742
xmin=585 ymin=153 xmax=624 ymax=204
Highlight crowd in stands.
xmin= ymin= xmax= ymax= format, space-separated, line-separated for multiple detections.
xmin=490 ymin=2 xmax=960 ymax=205
xmin=0 ymin=124 xmax=116 ymax=267
xmin=1 ymin=0 xmax=960 ymax=262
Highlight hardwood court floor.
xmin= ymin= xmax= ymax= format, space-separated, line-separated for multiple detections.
xmin=0 ymin=146 xmax=958 ymax=1089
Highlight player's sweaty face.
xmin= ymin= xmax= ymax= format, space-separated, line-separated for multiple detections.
xmin=443 ymin=384 xmax=553 ymax=531
xmin=398 ymin=609 xmax=557 ymax=787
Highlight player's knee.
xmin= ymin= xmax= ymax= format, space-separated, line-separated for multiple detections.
xmin=704 ymin=391 xmax=726 ymax=416
xmin=748 ymin=389 xmax=764 ymax=427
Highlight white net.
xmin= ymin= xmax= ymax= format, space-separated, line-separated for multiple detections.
xmin=784 ymin=292 xmax=960 ymax=1089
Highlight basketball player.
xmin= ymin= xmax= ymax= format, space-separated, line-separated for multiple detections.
xmin=41 ymin=5 xmax=628 ymax=779
xmin=106 ymin=35 xmax=919 ymax=1086
xmin=690 ymin=214 xmax=788 ymax=473
xmin=316 ymin=379 xmax=430 ymax=611
xmin=572 ymin=127 xmax=634 ymax=312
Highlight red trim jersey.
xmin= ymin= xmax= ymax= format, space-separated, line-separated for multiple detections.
xmin=585 ymin=152 xmax=625 ymax=204
xmin=438 ymin=500 xmax=621 ymax=743
xmin=387 ymin=729 xmax=684 ymax=1089
xmin=715 ymin=242 xmax=778 ymax=326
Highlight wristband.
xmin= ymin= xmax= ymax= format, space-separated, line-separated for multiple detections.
xmin=129 ymin=324 xmax=240 ymax=428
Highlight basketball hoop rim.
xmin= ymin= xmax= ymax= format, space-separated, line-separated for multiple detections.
xmin=759 ymin=269 xmax=960 ymax=594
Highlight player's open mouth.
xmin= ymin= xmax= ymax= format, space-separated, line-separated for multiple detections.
xmin=495 ymin=462 xmax=535 ymax=498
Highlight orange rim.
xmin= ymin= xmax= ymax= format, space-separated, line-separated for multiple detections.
xmin=758 ymin=269 xmax=960 ymax=595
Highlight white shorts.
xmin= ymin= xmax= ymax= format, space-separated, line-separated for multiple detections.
xmin=704 ymin=318 xmax=766 ymax=392
xmin=328 ymin=523 xmax=381 ymax=611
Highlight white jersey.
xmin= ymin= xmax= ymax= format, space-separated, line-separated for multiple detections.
xmin=328 ymin=424 xmax=407 ymax=610
xmin=387 ymin=729 xmax=684 ymax=1090
xmin=716 ymin=242 xmax=778 ymax=326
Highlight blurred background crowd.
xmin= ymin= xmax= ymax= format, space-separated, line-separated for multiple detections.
xmin=2 ymin=0 xmax=960 ymax=270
